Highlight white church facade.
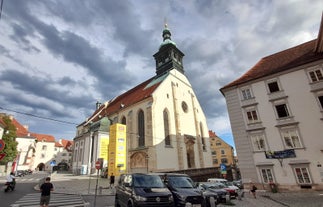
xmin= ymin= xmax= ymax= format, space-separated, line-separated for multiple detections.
xmin=72 ymin=25 xmax=212 ymax=175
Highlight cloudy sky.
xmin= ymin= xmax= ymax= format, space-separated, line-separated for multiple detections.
xmin=1 ymin=0 xmax=323 ymax=148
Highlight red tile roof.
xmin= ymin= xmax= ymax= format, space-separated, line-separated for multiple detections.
xmin=221 ymin=39 xmax=323 ymax=91
xmin=12 ymin=118 xmax=29 ymax=137
xmin=0 ymin=115 xmax=30 ymax=137
xmin=31 ymin=133 xmax=55 ymax=142
xmin=85 ymin=76 xmax=163 ymax=124
xmin=55 ymin=142 xmax=63 ymax=147
xmin=209 ymin=130 xmax=218 ymax=138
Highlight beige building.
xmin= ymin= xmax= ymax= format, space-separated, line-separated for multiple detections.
xmin=72 ymin=25 xmax=212 ymax=175
xmin=220 ymin=16 xmax=323 ymax=191
xmin=209 ymin=130 xmax=235 ymax=168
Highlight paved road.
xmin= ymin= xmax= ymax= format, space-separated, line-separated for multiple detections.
xmin=4 ymin=172 xmax=323 ymax=207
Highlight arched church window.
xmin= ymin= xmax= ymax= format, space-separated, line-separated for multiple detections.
xmin=138 ymin=110 xmax=145 ymax=147
xmin=200 ymin=122 xmax=206 ymax=150
xmin=163 ymin=109 xmax=171 ymax=146
xmin=121 ymin=116 xmax=126 ymax=125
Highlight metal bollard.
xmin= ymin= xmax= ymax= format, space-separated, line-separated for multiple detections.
xmin=225 ymin=194 xmax=230 ymax=203
xmin=99 ymin=186 xmax=102 ymax=195
xmin=209 ymin=196 xmax=216 ymax=207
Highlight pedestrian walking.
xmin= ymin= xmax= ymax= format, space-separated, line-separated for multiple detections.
xmin=39 ymin=177 xmax=54 ymax=207
xmin=250 ymin=183 xmax=257 ymax=199
xmin=109 ymin=173 xmax=115 ymax=188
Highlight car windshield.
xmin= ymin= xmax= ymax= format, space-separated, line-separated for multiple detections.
xmin=133 ymin=174 xmax=165 ymax=188
xmin=168 ymin=176 xmax=194 ymax=188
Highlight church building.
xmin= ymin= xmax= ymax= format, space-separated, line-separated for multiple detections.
xmin=72 ymin=25 xmax=212 ymax=175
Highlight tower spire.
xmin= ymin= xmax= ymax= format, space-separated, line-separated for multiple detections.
xmin=153 ymin=22 xmax=185 ymax=76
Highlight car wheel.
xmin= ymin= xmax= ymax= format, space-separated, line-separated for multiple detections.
xmin=127 ymin=201 xmax=133 ymax=207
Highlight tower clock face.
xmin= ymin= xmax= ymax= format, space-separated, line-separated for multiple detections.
xmin=182 ymin=101 xmax=188 ymax=113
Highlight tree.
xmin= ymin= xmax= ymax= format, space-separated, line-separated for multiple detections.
xmin=0 ymin=115 xmax=18 ymax=165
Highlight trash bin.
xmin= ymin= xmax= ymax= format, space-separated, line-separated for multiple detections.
xmin=81 ymin=165 xmax=87 ymax=175
xmin=269 ymin=182 xmax=278 ymax=193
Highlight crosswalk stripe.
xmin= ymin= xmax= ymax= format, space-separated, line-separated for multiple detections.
xmin=10 ymin=193 xmax=88 ymax=207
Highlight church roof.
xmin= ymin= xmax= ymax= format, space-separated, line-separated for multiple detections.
xmin=86 ymin=74 xmax=167 ymax=124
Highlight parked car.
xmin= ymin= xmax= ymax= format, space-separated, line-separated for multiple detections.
xmin=159 ymin=173 xmax=204 ymax=207
xmin=197 ymin=182 xmax=229 ymax=204
xmin=207 ymin=178 xmax=239 ymax=197
xmin=114 ymin=173 xmax=174 ymax=207
xmin=212 ymin=182 xmax=238 ymax=198
xmin=232 ymin=180 xmax=243 ymax=189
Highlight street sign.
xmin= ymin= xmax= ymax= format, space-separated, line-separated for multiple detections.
xmin=0 ymin=140 xmax=5 ymax=151
xmin=50 ymin=160 xmax=56 ymax=166
xmin=220 ymin=163 xmax=227 ymax=174
xmin=0 ymin=153 xmax=6 ymax=161
xmin=95 ymin=161 xmax=101 ymax=170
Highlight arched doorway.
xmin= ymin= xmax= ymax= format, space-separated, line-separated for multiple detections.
xmin=37 ymin=163 xmax=45 ymax=171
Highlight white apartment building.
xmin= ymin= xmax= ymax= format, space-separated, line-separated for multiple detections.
xmin=220 ymin=16 xmax=323 ymax=191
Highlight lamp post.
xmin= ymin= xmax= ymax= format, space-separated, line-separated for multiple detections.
xmin=145 ymin=154 xmax=149 ymax=173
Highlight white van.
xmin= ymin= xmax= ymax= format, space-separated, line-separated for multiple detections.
xmin=207 ymin=178 xmax=227 ymax=184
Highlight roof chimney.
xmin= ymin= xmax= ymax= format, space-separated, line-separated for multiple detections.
xmin=314 ymin=12 xmax=323 ymax=53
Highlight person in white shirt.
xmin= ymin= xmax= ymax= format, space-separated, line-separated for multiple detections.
xmin=6 ymin=172 xmax=16 ymax=191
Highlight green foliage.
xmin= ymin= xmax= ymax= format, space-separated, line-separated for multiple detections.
xmin=0 ymin=116 xmax=18 ymax=165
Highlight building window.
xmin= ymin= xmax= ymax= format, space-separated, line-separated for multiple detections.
xmin=216 ymin=141 xmax=221 ymax=146
xmin=42 ymin=145 xmax=47 ymax=151
xmin=318 ymin=95 xmax=323 ymax=109
xmin=275 ymin=104 xmax=290 ymax=118
xmin=221 ymin=158 xmax=228 ymax=164
xmin=308 ymin=68 xmax=323 ymax=82
xmin=74 ymin=150 xmax=78 ymax=162
xmin=294 ymin=167 xmax=311 ymax=184
xmin=211 ymin=151 xmax=216 ymax=155
xmin=246 ymin=109 xmax=259 ymax=123
xmin=250 ymin=134 xmax=266 ymax=151
xmin=182 ymin=101 xmax=188 ymax=113
xmin=78 ymin=148 xmax=82 ymax=161
xmin=138 ymin=110 xmax=145 ymax=147
xmin=121 ymin=116 xmax=126 ymax=125
xmin=268 ymin=81 xmax=280 ymax=93
xmin=213 ymin=159 xmax=218 ymax=164
xmin=200 ymin=122 xmax=206 ymax=151
xmin=260 ymin=168 xmax=274 ymax=183
xmin=241 ymin=88 xmax=252 ymax=100
xmin=163 ymin=110 xmax=171 ymax=146
xmin=41 ymin=153 xmax=45 ymax=158
xmin=221 ymin=149 xmax=225 ymax=155
xmin=281 ymin=129 xmax=302 ymax=148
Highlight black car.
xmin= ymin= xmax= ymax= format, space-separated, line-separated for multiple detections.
xmin=114 ymin=173 xmax=174 ymax=207
xmin=197 ymin=182 xmax=228 ymax=204
xmin=159 ymin=173 xmax=204 ymax=207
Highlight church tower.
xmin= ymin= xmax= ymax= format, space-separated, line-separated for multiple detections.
xmin=153 ymin=24 xmax=185 ymax=76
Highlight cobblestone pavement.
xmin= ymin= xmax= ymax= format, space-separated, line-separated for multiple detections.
xmin=218 ymin=190 xmax=323 ymax=207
